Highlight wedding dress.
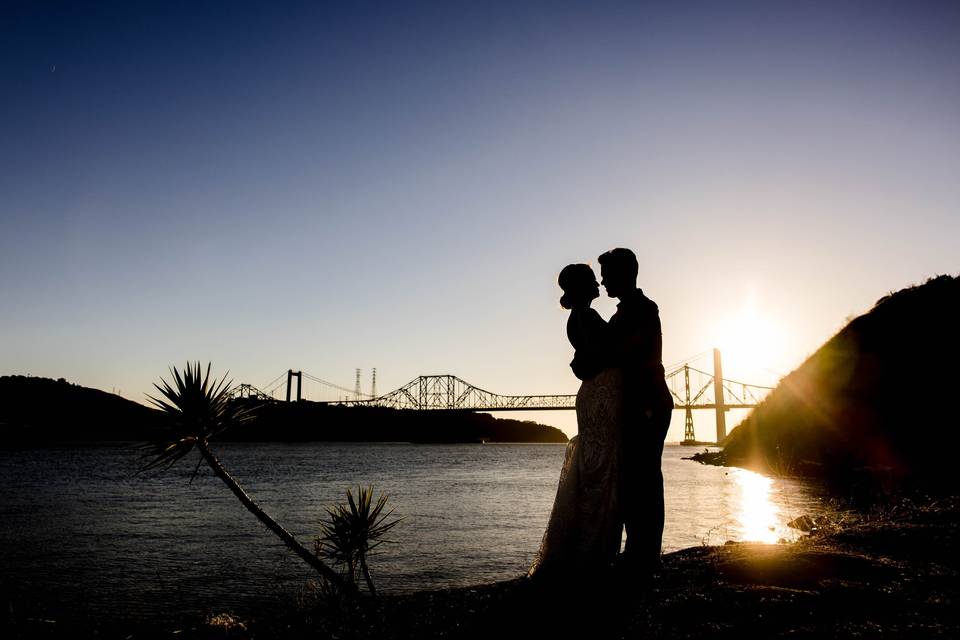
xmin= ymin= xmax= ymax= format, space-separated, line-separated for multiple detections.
xmin=529 ymin=341 xmax=623 ymax=579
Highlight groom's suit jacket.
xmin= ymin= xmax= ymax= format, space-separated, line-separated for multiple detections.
xmin=608 ymin=289 xmax=674 ymax=422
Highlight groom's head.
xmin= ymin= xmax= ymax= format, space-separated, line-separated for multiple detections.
xmin=598 ymin=248 xmax=638 ymax=299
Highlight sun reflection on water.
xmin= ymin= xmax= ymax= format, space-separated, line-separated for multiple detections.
xmin=733 ymin=468 xmax=781 ymax=544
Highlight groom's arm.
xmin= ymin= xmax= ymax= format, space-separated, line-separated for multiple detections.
xmin=610 ymin=307 xmax=662 ymax=371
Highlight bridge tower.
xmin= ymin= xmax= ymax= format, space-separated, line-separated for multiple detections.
xmin=286 ymin=370 xmax=302 ymax=402
xmin=354 ymin=369 xmax=361 ymax=401
xmin=371 ymin=368 xmax=377 ymax=399
xmin=713 ymin=349 xmax=727 ymax=443
xmin=682 ymin=364 xmax=696 ymax=443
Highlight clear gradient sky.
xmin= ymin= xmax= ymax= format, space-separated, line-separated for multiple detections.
xmin=2 ymin=1 xmax=958 ymax=439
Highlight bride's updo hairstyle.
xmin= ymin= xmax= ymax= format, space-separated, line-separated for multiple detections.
xmin=558 ymin=263 xmax=596 ymax=309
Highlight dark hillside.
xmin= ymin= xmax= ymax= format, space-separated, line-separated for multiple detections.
xmin=0 ymin=375 xmax=164 ymax=443
xmin=0 ymin=376 xmax=567 ymax=444
xmin=720 ymin=274 xmax=959 ymax=490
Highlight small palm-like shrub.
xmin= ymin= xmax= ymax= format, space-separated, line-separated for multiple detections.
xmin=316 ymin=486 xmax=401 ymax=596
xmin=139 ymin=362 xmax=349 ymax=592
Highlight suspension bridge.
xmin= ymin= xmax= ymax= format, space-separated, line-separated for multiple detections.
xmin=234 ymin=349 xmax=775 ymax=445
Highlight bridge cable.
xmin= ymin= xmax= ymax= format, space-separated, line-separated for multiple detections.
xmin=259 ymin=372 xmax=287 ymax=394
xmin=663 ymin=348 xmax=712 ymax=372
xmin=301 ymin=372 xmax=375 ymax=398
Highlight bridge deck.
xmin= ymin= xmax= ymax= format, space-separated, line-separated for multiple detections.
xmin=323 ymin=400 xmax=760 ymax=411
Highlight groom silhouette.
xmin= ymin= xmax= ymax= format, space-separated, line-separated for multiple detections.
xmin=598 ymin=248 xmax=673 ymax=575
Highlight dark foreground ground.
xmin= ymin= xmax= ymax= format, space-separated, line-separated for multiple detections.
xmin=6 ymin=497 xmax=958 ymax=639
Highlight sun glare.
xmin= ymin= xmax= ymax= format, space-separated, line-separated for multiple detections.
xmin=710 ymin=297 xmax=786 ymax=381
xmin=734 ymin=469 xmax=780 ymax=544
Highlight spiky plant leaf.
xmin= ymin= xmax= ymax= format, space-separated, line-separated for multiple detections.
xmin=138 ymin=361 xmax=251 ymax=474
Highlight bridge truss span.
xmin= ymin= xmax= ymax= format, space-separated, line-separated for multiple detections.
xmin=246 ymin=349 xmax=776 ymax=444
xmin=363 ymin=375 xmax=576 ymax=411
xmin=229 ymin=383 xmax=273 ymax=402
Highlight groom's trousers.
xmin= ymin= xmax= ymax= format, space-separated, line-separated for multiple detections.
xmin=621 ymin=406 xmax=671 ymax=570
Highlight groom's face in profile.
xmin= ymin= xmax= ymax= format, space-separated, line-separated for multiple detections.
xmin=600 ymin=258 xmax=638 ymax=299
xmin=600 ymin=264 xmax=622 ymax=299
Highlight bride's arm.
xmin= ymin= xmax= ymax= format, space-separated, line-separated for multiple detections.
xmin=580 ymin=308 xmax=611 ymax=350
xmin=569 ymin=309 xmax=613 ymax=379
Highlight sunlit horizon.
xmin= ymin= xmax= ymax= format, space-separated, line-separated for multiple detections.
xmin=2 ymin=1 xmax=958 ymax=442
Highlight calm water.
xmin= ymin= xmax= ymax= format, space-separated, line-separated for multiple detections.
xmin=0 ymin=442 xmax=826 ymax=622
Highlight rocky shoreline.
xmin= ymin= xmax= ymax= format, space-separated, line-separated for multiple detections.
xmin=8 ymin=496 xmax=955 ymax=639
xmin=285 ymin=496 xmax=959 ymax=639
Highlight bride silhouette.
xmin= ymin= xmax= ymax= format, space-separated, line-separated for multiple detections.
xmin=528 ymin=263 xmax=623 ymax=580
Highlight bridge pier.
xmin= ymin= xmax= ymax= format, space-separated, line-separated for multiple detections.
xmin=713 ymin=349 xmax=727 ymax=443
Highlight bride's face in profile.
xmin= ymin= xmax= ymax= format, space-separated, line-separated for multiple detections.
xmin=569 ymin=274 xmax=600 ymax=308
xmin=582 ymin=276 xmax=600 ymax=304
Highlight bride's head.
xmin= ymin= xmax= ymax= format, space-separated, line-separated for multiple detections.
xmin=558 ymin=263 xmax=600 ymax=310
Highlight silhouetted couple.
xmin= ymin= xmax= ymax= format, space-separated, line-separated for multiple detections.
xmin=529 ymin=248 xmax=673 ymax=583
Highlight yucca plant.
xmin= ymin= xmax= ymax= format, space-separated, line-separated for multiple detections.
xmin=139 ymin=362 xmax=349 ymax=592
xmin=315 ymin=486 xmax=401 ymax=596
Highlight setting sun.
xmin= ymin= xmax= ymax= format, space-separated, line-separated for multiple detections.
xmin=710 ymin=298 xmax=787 ymax=382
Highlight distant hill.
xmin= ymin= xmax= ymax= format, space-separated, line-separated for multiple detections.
xmin=0 ymin=375 xmax=164 ymax=443
xmin=0 ymin=376 xmax=568 ymax=444
xmin=719 ymin=274 xmax=959 ymax=491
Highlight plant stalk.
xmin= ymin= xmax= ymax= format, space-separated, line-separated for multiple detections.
xmin=360 ymin=553 xmax=377 ymax=596
xmin=196 ymin=438 xmax=353 ymax=593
